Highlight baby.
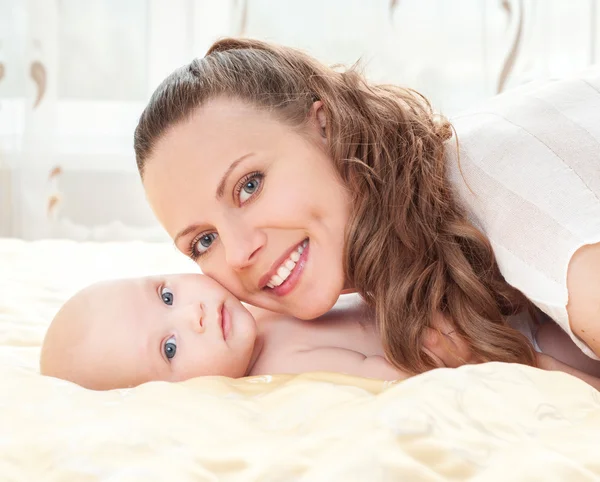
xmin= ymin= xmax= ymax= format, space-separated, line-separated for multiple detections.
xmin=40 ymin=273 xmax=600 ymax=391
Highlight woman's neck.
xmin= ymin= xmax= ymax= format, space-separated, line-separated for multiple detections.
xmin=340 ymin=276 xmax=356 ymax=295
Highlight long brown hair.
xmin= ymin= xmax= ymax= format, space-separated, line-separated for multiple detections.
xmin=134 ymin=37 xmax=537 ymax=372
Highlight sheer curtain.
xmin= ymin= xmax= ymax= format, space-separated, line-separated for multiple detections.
xmin=0 ymin=0 xmax=233 ymax=240
xmin=0 ymin=0 xmax=597 ymax=240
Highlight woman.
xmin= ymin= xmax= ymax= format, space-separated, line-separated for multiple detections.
xmin=133 ymin=37 xmax=600 ymax=373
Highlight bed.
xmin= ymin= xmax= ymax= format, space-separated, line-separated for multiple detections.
xmin=2 ymin=238 xmax=600 ymax=481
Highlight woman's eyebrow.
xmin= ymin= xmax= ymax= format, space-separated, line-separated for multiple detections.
xmin=215 ymin=152 xmax=255 ymax=199
xmin=174 ymin=225 xmax=200 ymax=246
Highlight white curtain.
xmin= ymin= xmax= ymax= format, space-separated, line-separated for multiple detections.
xmin=0 ymin=0 xmax=597 ymax=240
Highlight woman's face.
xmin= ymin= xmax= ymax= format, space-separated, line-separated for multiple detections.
xmin=143 ymin=98 xmax=351 ymax=319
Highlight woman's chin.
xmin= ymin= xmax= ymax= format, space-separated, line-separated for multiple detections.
xmin=289 ymin=291 xmax=341 ymax=320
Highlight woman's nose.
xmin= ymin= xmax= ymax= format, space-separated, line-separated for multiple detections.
xmin=225 ymin=242 xmax=262 ymax=270
xmin=220 ymin=221 xmax=264 ymax=271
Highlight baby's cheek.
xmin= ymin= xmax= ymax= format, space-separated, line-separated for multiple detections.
xmin=172 ymin=358 xmax=211 ymax=381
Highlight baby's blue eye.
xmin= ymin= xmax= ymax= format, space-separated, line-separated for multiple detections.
xmin=164 ymin=335 xmax=177 ymax=359
xmin=161 ymin=287 xmax=173 ymax=305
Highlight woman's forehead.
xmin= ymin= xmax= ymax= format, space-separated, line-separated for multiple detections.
xmin=147 ymin=100 xmax=286 ymax=170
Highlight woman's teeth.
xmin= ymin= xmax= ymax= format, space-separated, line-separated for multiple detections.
xmin=266 ymin=240 xmax=307 ymax=289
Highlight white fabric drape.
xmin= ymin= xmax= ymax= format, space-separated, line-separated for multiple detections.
xmin=447 ymin=67 xmax=600 ymax=358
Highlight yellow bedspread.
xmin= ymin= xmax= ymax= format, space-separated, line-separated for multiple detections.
xmin=2 ymin=239 xmax=600 ymax=481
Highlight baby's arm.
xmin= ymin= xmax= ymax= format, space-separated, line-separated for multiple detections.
xmin=273 ymin=348 xmax=410 ymax=381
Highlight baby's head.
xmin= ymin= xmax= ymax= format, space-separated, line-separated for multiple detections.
xmin=40 ymin=273 xmax=258 ymax=390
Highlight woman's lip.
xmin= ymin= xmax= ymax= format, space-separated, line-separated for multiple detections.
xmin=220 ymin=303 xmax=231 ymax=340
xmin=258 ymin=239 xmax=307 ymax=289
xmin=269 ymin=240 xmax=309 ymax=297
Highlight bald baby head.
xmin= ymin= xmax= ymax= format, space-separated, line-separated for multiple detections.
xmin=40 ymin=279 xmax=144 ymax=390
xmin=40 ymin=274 xmax=258 ymax=390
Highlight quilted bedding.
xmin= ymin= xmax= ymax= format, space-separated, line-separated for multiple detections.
xmin=1 ymin=239 xmax=600 ymax=481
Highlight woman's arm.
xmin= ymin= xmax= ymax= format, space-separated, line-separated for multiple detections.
xmin=535 ymin=319 xmax=600 ymax=377
xmin=566 ymin=242 xmax=600 ymax=356
xmin=536 ymin=353 xmax=600 ymax=391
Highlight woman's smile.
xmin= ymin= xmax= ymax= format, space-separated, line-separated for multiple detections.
xmin=262 ymin=239 xmax=309 ymax=296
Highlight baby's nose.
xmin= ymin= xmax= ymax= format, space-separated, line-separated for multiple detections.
xmin=190 ymin=303 xmax=205 ymax=333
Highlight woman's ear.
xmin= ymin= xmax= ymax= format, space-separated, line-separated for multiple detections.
xmin=310 ymin=100 xmax=327 ymax=141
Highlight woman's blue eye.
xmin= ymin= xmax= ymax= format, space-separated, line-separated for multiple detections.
xmin=161 ymin=287 xmax=173 ymax=305
xmin=239 ymin=175 xmax=262 ymax=203
xmin=164 ymin=335 xmax=177 ymax=359
xmin=193 ymin=233 xmax=218 ymax=256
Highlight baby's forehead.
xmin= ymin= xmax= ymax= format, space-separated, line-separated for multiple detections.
xmin=80 ymin=277 xmax=154 ymax=322
xmin=88 ymin=276 xmax=149 ymax=298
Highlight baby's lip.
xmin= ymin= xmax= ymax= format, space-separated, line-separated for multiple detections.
xmin=219 ymin=302 xmax=231 ymax=340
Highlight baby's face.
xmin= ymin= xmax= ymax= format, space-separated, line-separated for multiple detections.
xmin=43 ymin=274 xmax=257 ymax=389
